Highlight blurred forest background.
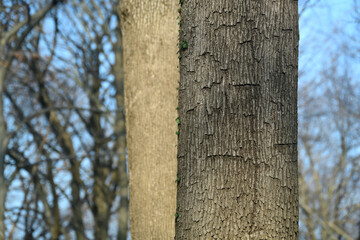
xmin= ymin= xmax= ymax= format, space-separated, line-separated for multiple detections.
xmin=0 ymin=0 xmax=359 ymax=239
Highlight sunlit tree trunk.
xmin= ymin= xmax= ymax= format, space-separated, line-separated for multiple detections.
xmin=118 ymin=0 xmax=179 ymax=239
xmin=176 ymin=1 xmax=299 ymax=239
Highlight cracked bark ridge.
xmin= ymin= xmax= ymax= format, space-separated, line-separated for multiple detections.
xmin=176 ymin=1 xmax=299 ymax=239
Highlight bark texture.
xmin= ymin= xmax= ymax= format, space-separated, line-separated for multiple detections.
xmin=176 ymin=1 xmax=299 ymax=239
xmin=118 ymin=1 xmax=179 ymax=239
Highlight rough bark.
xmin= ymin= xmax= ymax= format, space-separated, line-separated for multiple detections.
xmin=176 ymin=1 xmax=299 ymax=239
xmin=118 ymin=1 xmax=179 ymax=239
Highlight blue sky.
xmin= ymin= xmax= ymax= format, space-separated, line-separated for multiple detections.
xmin=299 ymin=0 xmax=360 ymax=83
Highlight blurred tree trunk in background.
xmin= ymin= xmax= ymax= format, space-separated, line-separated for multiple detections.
xmin=175 ymin=1 xmax=299 ymax=239
xmin=2 ymin=1 xmax=129 ymax=238
xmin=0 ymin=66 xmax=8 ymax=240
xmin=112 ymin=7 xmax=129 ymax=240
xmin=0 ymin=2 xmax=61 ymax=239
xmin=118 ymin=0 xmax=179 ymax=239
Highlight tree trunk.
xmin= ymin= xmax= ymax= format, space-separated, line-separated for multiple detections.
xmin=37 ymin=79 xmax=85 ymax=240
xmin=91 ymin=79 xmax=111 ymax=240
xmin=176 ymin=1 xmax=299 ymax=239
xmin=118 ymin=1 xmax=179 ymax=239
xmin=0 ymin=67 xmax=8 ymax=240
xmin=113 ymin=10 xmax=129 ymax=240
xmin=0 ymin=3 xmax=61 ymax=238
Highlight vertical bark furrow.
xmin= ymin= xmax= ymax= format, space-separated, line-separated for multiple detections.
xmin=176 ymin=0 xmax=298 ymax=239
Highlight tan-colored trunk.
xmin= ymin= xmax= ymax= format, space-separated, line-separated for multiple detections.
xmin=118 ymin=1 xmax=179 ymax=239
xmin=176 ymin=1 xmax=299 ymax=239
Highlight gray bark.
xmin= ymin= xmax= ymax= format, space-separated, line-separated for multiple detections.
xmin=176 ymin=1 xmax=299 ymax=239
